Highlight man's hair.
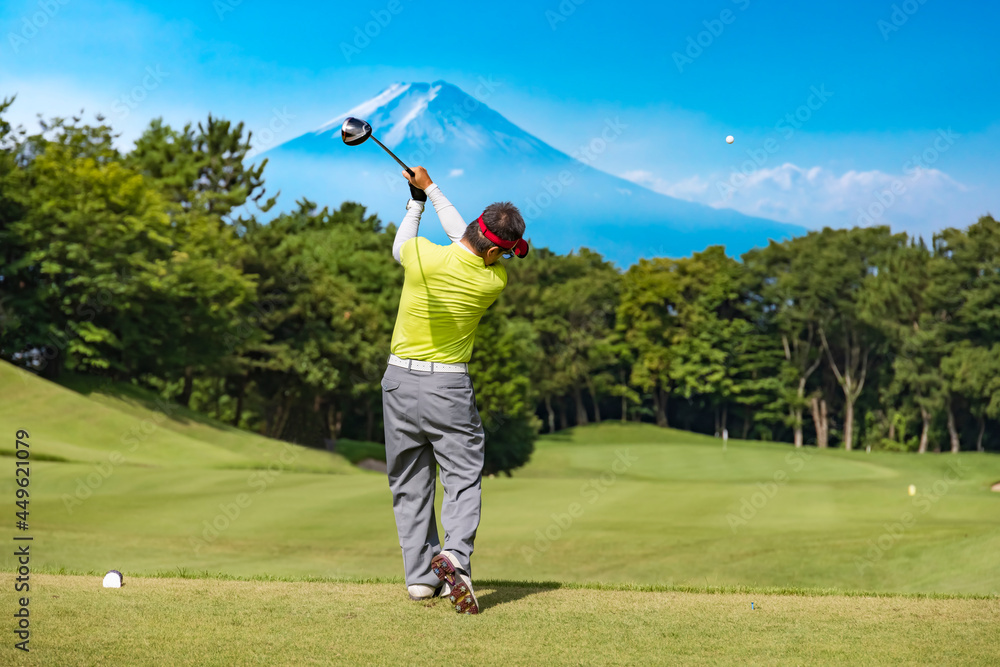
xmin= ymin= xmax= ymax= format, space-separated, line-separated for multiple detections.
xmin=462 ymin=201 xmax=525 ymax=254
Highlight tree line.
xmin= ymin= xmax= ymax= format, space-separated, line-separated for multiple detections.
xmin=1 ymin=100 xmax=996 ymax=474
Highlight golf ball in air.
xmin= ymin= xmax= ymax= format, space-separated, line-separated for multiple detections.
xmin=726 ymin=135 xmax=735 ymax=144
xmin=908 ymin=484 xmax=916 ymax=496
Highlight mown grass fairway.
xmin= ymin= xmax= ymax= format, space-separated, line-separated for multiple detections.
xmin=1 ymin=574 xmax=997 ymax=666
xmin=1 ymin=361 xmax=999 ymax=663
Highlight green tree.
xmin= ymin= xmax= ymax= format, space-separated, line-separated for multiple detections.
xmin=811 ymin=227 xmax=901 ymax=450
xmin=240 ymin=200 xmax=399 ymax=445
xmin=943 ymin=343 xmax=1000 ymax=452
xmin=0 ymin=96 xmax=29 ymax=359
xmin=861 ymin=236 xmax=944 ymax=453
xmin=128 ymin=115 xmax=276 ymax=224
xmin=665 ymin=247 xmax=749 ymax=435
xmin=2 ymin=115 xmax=254 ymax=384
xmin=618 ymin=257 xmax=682 ymax=427
xmin=470 ymin=309 xmax=541 ymax=475
xmin=501 ymin=248 xmax=619 ymax=430
xmin=932 ymin=216 xmax=1000 ymax=452
xmin=744 ymin=237 xmax=826 ymax=447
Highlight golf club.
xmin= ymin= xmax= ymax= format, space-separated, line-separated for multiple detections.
xmin=341 ymin=117 xmax=415 ymax=178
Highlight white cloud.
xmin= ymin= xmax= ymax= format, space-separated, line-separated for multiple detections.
xmin=621 ymin=163 xmax=979 ymax=239
xmin=449 ymin=168 xmax=464 ymax=177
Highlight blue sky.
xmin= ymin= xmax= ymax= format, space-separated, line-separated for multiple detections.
xmin=1 ymin=0 xmax=998 ymax=238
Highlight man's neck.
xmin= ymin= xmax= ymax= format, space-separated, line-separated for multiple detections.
xmin=459 ymin=238 xmax=482 ymax=257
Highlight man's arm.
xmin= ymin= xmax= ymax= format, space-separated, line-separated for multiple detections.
xmin=392 ymin=198 xmax=424 ymax=264
xmin=424 ymin=183 xmax=467 ymax=244
xmin=404 ymin=167 xmax=467 ymax=244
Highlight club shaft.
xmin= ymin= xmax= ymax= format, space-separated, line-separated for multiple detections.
xmin=370 ymin=136 xmax=414 ymax=177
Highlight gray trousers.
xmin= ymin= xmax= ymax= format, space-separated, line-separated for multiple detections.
xmin=381 ymin=363 xmax=485 ymax=587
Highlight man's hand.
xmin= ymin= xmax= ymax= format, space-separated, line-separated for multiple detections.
xmin=408 ymin=182 xmax=427 ymax=202
xmin=404 ymin=166 xmax=433 ymax=190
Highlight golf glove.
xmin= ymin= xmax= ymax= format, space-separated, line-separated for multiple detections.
xmin=408 ymin=183 xmax=427 ymax=203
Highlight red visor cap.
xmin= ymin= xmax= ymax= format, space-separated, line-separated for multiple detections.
xmin=477 ymin=215 xmax=529 ymax=258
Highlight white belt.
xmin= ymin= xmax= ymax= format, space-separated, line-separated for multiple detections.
xmin=388 ymin=354 xmax=468 ymax=373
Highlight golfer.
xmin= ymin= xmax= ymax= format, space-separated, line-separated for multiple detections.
xmin=381 ymin=166 xmax=527 ymax=615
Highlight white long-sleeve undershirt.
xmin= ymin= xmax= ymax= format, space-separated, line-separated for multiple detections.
xmin=391 ymin=183 xmax=476 ymax=263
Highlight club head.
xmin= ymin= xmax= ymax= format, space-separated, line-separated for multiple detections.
xmin=341 ymin=117 xmax=372 ymax=146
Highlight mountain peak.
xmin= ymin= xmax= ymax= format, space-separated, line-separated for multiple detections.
xmin=308 ymin=80 xmax=561 ymax=160
xmin=263 ymin=81 xmax=805 ymax=266
xmin=314 ymin=81 xmax=461 ymax=140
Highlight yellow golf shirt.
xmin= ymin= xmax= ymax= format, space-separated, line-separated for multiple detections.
xmin=391 ymin=236 xmax=507 ymax=363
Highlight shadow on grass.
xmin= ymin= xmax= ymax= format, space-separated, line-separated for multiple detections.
xmin=0 ymin=449 xmax=70 ymax=462
xmin=59 ymin=373 xmax=212 ymax=429
xmin=59 ymin=374 xmax=385 ymax=463
xmin=476 ymin=580 xmax=563 ymax=611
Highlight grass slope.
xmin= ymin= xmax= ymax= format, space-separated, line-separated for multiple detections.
xmin=0 ymin=361 xmax=355 ymax=473
xmin=2 ymin=574 xmax=996 ymax=666
xmin=1 ymin=360 xmax=999 ymax=595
